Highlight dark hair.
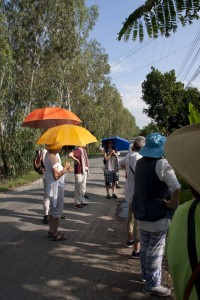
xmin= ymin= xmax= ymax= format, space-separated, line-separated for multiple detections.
xmin=132 ymin=142 xmax=142 ymax=152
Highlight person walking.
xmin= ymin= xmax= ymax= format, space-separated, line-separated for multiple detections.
xmin=103 ymin=140 xmax=119 ymax=199
xmin=68 ymin=146 xmax=89 ymax=209
xmin=133 ymin=132 xmax=181 ymax=297
xmin=44 ymin=144 xmax=70 ymax=241
xmin=118 ymin=136 xmax=145 ymax=258
xmin=165 ymin=123 xmax=200 ymax=300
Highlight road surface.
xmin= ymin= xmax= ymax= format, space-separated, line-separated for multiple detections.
xmin=0 ymin=155 xmax=175 ymax=299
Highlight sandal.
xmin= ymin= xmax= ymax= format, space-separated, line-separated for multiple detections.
xmin=48 ymin=231 xmax=62 ymax=238
xmin=52 ymin=232 xmax=67 ymax=241
xmin=48 ymin=231 xmax=53 ymax=238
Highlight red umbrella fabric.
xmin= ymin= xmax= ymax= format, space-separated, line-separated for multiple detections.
xmin=21 ymin=107 xmax=82 ymax=128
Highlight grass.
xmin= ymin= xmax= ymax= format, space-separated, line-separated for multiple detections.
xmin=0 ymin=171 xmax=41 ymax=193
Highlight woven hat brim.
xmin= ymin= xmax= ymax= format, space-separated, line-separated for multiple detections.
xmin=45 ymin=144 xmax=63 ymax=150
xmin=164 ymin=123 xmax=200 ymax=194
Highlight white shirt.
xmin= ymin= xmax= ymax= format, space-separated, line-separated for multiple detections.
xmin=44 ymin=152 xmax=65 ymax=207
xmin=118 ymin=151 xmax=142 ymax=203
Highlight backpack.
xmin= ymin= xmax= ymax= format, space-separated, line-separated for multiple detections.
xmin=183 ymin=198 xmax=200 ymax=300
xmin=33 ymin=149 xmax=45 ymax=175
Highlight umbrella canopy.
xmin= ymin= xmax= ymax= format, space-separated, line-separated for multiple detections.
xmin=102 ymin=136 xmax=130 ymax=151
xmin=21 ymin=107 xmax=82 ymax=128
xmin=36 ymin=124 xmax=97 ymax=147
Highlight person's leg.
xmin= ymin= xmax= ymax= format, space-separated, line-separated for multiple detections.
xmin=142 ymin=230 xmax=170 ymax=296
xmin=112 ymin=172 xmax=119 ymax=197
xmin=116 ymin=181 xmax=121 ymax=188
xmin=112 ymin=181 xmax=116 ymax=195
xmin=105 ymin=182 xmax=111 ymax=198
xmin=105 ymin=172 xmax=111 ymax=198
xmin=43 ymin=177 xmax=50 ymax=224
xmin=82 ymin=173 xmax=88 ymax=202
xmin=131 ymin=219 xmax=140 ymax=258
xmin=52 ymin=217 xmax=60 ymax=237
xmin=139 ymin=229 xmax=149 ymax=281
xmin=43 ymin=198 xmax=50 ymax=216
xmin=125 ymin=203 xmax=134 ymax=247
xmin=48 ymin=200 xmax=54 ymax=236
xmin=145 ymin=230 xmax=167 ymax=287
xmin=74 ymin=174 xmax=84 ymax=205
xmin=51 ymin=187 xmax=67 ymax=240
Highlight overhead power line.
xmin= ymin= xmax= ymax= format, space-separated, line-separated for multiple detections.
xmin=110 ymin=39 xmax=154 ymax=66
xmin=112 ymin=41 xmax=194 ymax=81
xmin=185 ymin=65 xmax=200 ymax=88
xmin=177 ymin=26 xmax=200 ymax=79
xmin=182 ymin=47 xmax=200 ymax=81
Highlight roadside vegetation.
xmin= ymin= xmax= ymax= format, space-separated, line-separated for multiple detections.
xmin=0 ymin=1 xmax=199 ymax=196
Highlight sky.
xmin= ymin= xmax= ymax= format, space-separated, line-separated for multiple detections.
xmin=86 ymin=0 xmax=200 ymax=128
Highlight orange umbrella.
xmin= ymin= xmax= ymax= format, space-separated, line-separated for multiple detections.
xmin=21 ymin=107 xmax=82 ymax=128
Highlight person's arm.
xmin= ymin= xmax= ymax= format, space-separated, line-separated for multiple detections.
xmin=68 ymin=151 xmax=80 ymax=164
xmin=52 ymin=161 xmax=70 ymax=180
xmin=156 ymin=158 xmax=181 ymax=208
xmin=118 ymin=155 xmax=127 ymax=169
xmin=164 ymin=188 xmax=180 ymax=209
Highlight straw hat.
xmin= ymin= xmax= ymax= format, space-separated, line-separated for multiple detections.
xmin=139 ymin=133 xmax=166 ymax=158
xmin=45 ymin=143 xmax=63 ymax=150
xmin=164 ymin=123 xmax=200 ymax=194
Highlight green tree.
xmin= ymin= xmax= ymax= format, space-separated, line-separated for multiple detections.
xmin=118 ymin=0 xmax=200 ymax=42
xmin=142 ymin=67 xmax=185 ymax=134
xmin=141 ymin=68 xmax=200 ymax=134
xmin=0 ymin=0 xmax=140 ymax=178
xmin=168 ymin=86 xmax=200 ymax=129
xmin=140 ymin=121 xmax=162 ymax=136
xmin=1 ymin=0 xmax=99 ymax=177
xmin=0 ymin=12 xmax=14 ymax=175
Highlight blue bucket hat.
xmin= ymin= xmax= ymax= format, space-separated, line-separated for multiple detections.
xmin=139 ymin=133 xmax=166 ymax=158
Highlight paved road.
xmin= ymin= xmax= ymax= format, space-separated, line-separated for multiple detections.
xmin=0 ymin=155 xmax=174 ymax=300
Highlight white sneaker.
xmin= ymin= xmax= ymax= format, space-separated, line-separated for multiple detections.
xmin=143 ymin=285 xmax=171 ymax=297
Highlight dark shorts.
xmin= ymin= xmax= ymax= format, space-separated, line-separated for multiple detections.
xmin=104 ymin=171 xmax=119 ymax=184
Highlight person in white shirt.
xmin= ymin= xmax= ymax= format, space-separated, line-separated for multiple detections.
xmin=44 ymin=144 xmax=70 ymax=241
xmin=118 ymin=136 xmax=145 ymax=258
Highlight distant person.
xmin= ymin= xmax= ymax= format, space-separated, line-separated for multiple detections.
xmin=133 ymin=132 xmax=181 ymax=297
xmin=103 ymin=140 xmax=119 ymax=199
xmin=118 ymin=136 xmax=145 ymax=258
xmin=44 ymin=144 xmax=70 ymax=241
xmin=165 ymin=124 xmax=200 ymax=300
xmin=68 ymin=146 xmax=89 ymax=209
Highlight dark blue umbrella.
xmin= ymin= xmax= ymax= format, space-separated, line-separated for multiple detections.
xmin=102 ymin=136 xmax=130 ymax=151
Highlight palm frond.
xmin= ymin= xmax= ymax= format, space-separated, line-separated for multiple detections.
xmin=144 ymin=12 xmax=153 ymax=37
xmin=118 ymin=0 xmax=200 ymax=42
xmin=139 ymin=20 xmax=144 ymax=42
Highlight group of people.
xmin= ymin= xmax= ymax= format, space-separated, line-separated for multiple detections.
xmin=38 ymin=123 xmax=200 ymax=299
xmin=40 ymin=144 xmax=90 ymax=241
xmin=102 ymin=125 xmax=200 ymax=299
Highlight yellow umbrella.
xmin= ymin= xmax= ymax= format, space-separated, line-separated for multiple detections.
xmin=36 ymin=124 xmax=97 ymax=147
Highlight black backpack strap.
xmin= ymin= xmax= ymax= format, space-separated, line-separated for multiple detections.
xmin=184 ymin=198 xmax=200 ymax=300
xmin=129 ymin=156 xmax=135 ymax=174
